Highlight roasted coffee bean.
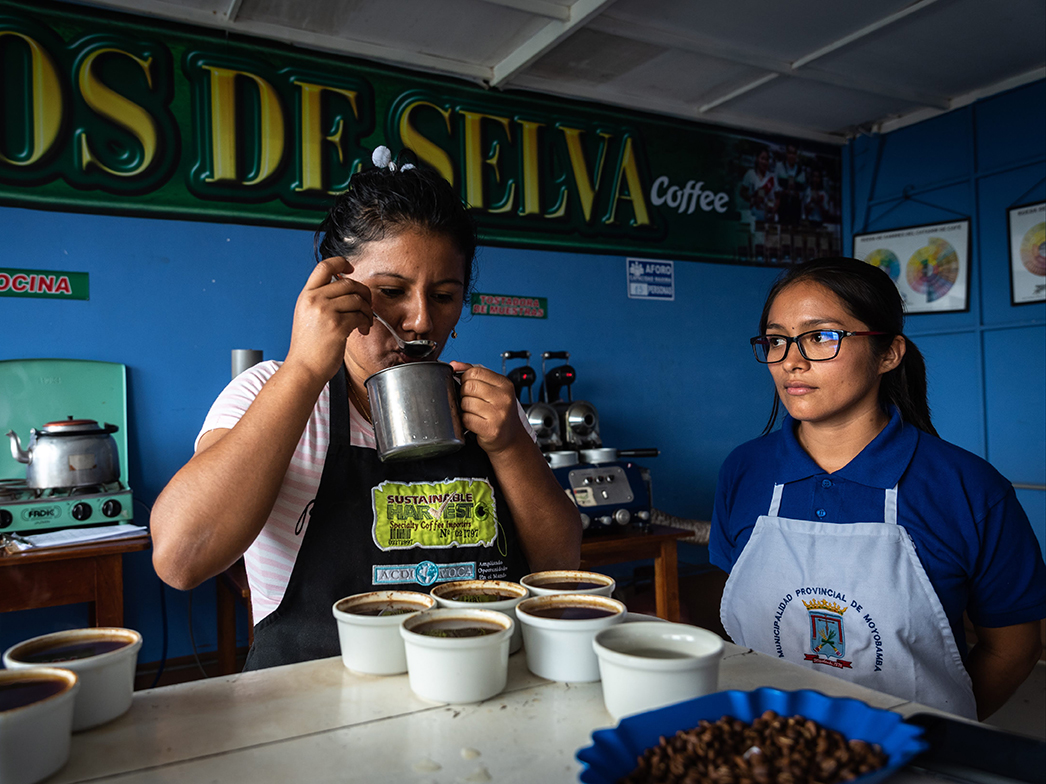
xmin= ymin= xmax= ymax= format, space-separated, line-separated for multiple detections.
xmin=617 ymin=711 xmax=888 ymax=784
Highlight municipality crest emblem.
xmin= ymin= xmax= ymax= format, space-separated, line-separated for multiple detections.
xmin=802 ymin=599 xmax=852 ymax=670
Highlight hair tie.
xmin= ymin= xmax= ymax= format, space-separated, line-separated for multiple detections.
xmin=371 ymin=145 xmax=415 ymax=173
xmin=371 ymin=145 xmax=393 ymax=170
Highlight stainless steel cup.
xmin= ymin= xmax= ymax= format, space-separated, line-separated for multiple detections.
xmin=364 ymin=362 xmax=465 ymax=461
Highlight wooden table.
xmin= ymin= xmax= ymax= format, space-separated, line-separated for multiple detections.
xmin=580 ymin=524 xmax=690 ymax=622
xmin=0 ymin=535 xmax=150 ymax=626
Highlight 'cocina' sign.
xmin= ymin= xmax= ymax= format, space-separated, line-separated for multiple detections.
xmin=0 ymin=268 xmax=89 ymax=300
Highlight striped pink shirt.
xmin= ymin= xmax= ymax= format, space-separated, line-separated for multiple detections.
xmin=197 ymin=361 xmax=376 ymax=622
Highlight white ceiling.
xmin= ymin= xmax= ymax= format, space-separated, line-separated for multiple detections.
xmin=70 ymin=0 xmax=1046 ymax=144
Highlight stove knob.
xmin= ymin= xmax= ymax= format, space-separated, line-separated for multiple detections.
xmin=596 ymin=516 xmax=612 ymax=527
xmin=71 ymin=502 xmax=92 ymax=521
xmin=635 ymin=510 xmax=651 ymax=521
xmin=102 ymin=499 xmax=123 ymax=518
xmin=0 ymin=510 xmax=11 ymax=529
xmin=579 ymin=513 xmax=591 ymax=530
xmin=614 ymin=509 xmax=631 ymax=525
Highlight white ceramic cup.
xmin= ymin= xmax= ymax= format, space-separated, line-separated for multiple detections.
xmin=3 ymin=628 xmax=141 ymax=732
xmin=520 ymin=569 xmax=615 ymax=597
xmin=0 ymin=667 xmax=79 ymax=784
xmin=332 ymin=591 xmax=436 ymax=675
xmin=515 ymin=594 xmax=625 ymax=682
xmin=400 ymin=609 xmax=512 ymax=703
xmin=593 ymin=621 xmax=725 ymax=720
xmin=430 ymin=580 xmax=529 ymax=654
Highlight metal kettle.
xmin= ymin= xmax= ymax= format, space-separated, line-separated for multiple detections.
xmin=7 ymin=417 xmax=121 ymax=488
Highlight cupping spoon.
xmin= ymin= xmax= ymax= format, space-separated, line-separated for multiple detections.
xmin=333 ymin=272 xmax=437 ymax=359
xmin=371 ymin=312 xmax=437 ymax=359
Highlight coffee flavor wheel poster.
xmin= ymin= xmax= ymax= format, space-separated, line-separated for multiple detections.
xmin=1008 ymin=202 xmax=1046 ymax=305
xmin=853 ymin=220 xmax=970 ymax=314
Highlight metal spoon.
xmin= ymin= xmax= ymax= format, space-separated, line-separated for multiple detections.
xmin=371 ymin=312 xmax=437 ymax=359
xmin=332 ymin=274 xmax=437 ymax=359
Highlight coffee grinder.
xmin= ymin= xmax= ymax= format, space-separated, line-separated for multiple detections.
xmin=503 ymin=350 xmax=561 ymax=451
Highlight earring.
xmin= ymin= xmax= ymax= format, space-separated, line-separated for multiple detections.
xmin=451 ymin=330 xmax=458 ymax=339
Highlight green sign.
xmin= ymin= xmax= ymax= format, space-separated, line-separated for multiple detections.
xmin=0 ymin=0 xmax=843 ymax=265
xmin=470 ymin=293 xmax=547 ymax=319
xmin=0 ymin=267 xmax=88 ymax=299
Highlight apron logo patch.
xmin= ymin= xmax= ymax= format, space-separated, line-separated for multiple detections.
xmin=802 ymin=599 xmax=852 ymax=669
xmin=372 ymin=560 xmax=476 ymax=586
xmin=772 ymin=587 xmax=882 ymax=672
xmin=371 ymin=478 xmax=499 ymax=552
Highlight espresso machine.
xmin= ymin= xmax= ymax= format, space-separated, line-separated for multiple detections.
xmin=506 ymin=350 xmax=658 ymax=534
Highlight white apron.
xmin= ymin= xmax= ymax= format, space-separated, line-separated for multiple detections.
xmin=720 ymin=483 xmax=977 ymax=719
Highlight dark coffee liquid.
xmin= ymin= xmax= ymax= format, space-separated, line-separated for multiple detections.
xmin=527 ymin=605 xmax=615 ymax=620
xmin=345 ymin=601 xmax=424 ymax=616
xmin=18 ymin=638 xmax=129 ymax=663
xmin=534 ymin=580 xmax=604 ymax=590
xmin=0 ymin=678 xmax=67 ymax=711
xmin=627 ymin=647 xmax=694 ymax=659
xmin=447 ymin=591 xmax=512 ymax=603
xmin=413 ymin=619 xmax=502 ymax=638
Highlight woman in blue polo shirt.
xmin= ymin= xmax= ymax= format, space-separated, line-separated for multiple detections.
xmin=710 ymin=257 xmax=1045 ymax=720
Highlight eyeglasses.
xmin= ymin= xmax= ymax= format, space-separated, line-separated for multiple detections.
xmin=750 ymin=329 xmax=887 ymax=364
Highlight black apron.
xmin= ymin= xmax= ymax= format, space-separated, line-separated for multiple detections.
xmin=243 ymin=365 xmax=531 ymax=671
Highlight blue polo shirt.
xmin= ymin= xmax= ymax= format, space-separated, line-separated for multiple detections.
xmin=710 ymin=408 xmax=1046 ymax=657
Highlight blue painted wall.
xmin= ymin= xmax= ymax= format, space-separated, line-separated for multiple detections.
xmin=2 ymin=80 xmax=1043 ymax=667
xmin=844 ymin=80 xmax=1046 ymax=557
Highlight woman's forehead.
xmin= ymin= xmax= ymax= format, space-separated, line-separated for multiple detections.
xmin=351 ymin=229 xmax=466 ymax=283
xmin=769 ymin=281 xmax=853 ymax=324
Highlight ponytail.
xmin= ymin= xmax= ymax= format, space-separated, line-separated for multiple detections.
xmin=882 ymin=336 xmax=938 ymax=437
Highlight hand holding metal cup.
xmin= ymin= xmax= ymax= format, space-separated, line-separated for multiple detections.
xmin=365 ymin=361 xmax=465 ymax=461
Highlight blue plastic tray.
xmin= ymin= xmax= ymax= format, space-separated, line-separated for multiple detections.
xmin=576 ymin=688 xmax=927 ymax=784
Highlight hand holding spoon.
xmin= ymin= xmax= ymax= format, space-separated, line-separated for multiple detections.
xmin=371 ymin=312 xmax=437 ymax=359
xmin=332 ymin=271 xmax=437 ymax=359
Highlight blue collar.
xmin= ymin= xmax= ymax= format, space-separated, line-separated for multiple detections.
xmin=777 ymin=407 xmax=919 ymax=488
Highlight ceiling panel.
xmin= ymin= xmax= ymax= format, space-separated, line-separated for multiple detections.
xmin=606 ymin=50 xmax=770 ymax=106
xmin=236 ymin=0 xmax=550 ymax=65
xmin=716 ymin=77 xmax=924 ymax=135
xmin=524 ymin=28 xmax=667 ymax=85
xmin=811 ymin=0 xmax=1046 ymax=97
xmin=602 ymin=0 xmax=919 ymax=62
xmin=58 ymin=0 xmax=1046 ymax=142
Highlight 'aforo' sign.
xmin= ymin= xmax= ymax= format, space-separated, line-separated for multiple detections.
xmin=0 ymin=0 xmax=842 ymax=265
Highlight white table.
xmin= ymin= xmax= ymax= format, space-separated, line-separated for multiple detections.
xmin=52 ymin=641 xmax=951 ymax=783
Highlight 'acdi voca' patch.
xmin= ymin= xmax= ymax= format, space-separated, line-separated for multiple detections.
xmin=371 ymin=478 xmax=498 ymax=551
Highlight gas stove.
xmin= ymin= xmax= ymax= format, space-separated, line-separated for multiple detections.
xmin=1 ymin=359 xmax=135 ymax=535
xmin=0 ymin=478 xmax=134 ymax=532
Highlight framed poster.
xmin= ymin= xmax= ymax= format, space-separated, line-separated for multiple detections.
xmin=1007 ymin=201 xmax=1046 ymax=305
xmin=853 ymin=220 xmax=970 ymax=314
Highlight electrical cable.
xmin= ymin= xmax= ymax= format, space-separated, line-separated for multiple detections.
xmin=133 ymin=496 xmax=169 ymax=690
xmin=186 ymin=589 xmax=210 ymax=679
xmin=148 ymin=578 xmax=168 ymax=689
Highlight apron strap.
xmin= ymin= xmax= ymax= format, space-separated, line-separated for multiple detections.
xmin=768 ymin=483 xmax=784 ymax=516
xmin=884 ymin=484 xmax=898 ymax=525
